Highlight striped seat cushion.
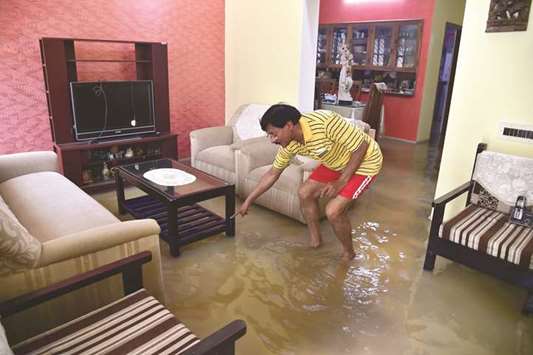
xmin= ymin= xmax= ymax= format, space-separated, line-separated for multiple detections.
xmin=12 ymin=289 xmax=200 ymax=355
xmin=439 ymin=205 xmax=533 ymax=270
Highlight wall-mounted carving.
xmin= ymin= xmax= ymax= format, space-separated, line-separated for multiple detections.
xmin=486 ymin=0 xmax=532 ymax=32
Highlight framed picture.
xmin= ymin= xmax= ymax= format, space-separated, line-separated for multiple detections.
xmin=486 ymin=0 xmax=532 ymax=32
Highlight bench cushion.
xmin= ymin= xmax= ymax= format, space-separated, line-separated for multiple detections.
xmin=439 ymin=205 xmax=533 ymax=270
xmin=0 ymin=320 xmax=14 ymax=355
xmin=12 ymin=289 xmax=199 ymax=355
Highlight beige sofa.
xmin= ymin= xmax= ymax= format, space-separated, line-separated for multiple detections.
xmin=0 ymin=151 xmax=165 ymax=343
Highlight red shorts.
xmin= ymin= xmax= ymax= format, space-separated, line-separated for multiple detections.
xmin=309 ymin=164 xmax=376 ymax=200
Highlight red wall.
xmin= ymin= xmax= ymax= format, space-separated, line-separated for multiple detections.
xmin=320 ymin=0 xmax=435 ymax=141
xmin=0 ymin=0 xmax=224 ymax=158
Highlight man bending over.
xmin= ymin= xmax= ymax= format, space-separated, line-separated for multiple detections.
xmin=236 ymin=104 xmax=382 ymax=261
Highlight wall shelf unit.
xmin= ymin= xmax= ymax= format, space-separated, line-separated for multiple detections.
xmin=40 ymin=37 xmax=176 ymax=192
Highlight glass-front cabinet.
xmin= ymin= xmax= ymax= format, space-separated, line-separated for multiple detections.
xmin=315 ymin=20 xmax=422 ymax=97
xmin=316 ymin=26 xmax=329 ymax=67
xmin=372 ymin=25 xmax=393 ymax=67
xmin=330 ymin=26 xmax=349 ymax=65
xmin=396 ymin=23 xmax=419 ymax=69
xmin=351 ymin=25 xmax=369 ymax=66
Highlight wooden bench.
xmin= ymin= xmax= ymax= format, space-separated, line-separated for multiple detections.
xmin=0 ymin=252 xmax=246 ymax=354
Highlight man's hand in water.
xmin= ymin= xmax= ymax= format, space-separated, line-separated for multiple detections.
xmin=235 ymin=200 xmax=251 ymax=217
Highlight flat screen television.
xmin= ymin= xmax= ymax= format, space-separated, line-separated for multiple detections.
xmin=70 ymin=80 xmax=156 ymax=141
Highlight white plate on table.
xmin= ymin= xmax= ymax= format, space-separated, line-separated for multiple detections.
xmin=143 ymin=168 xmax=196 ymax=186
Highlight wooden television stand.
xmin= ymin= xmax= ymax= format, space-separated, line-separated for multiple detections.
xmin=40 ymin=37 xmax=176 ymax=192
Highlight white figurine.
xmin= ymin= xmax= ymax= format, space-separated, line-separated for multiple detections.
xmin=125 ymin=147 xmax=134 ymax=158
xmin=102 ymin=163 xmax=111 ymax=180
xmin=337 ymin=41 xmax=354 ymax=104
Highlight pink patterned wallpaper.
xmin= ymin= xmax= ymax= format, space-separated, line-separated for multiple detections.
xmin=0 ymin=0 xmax=225 ymax=158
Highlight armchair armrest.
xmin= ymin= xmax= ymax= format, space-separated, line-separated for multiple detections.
xmin=239 ymin=140 xmax=278 ymax=171
xmin=229 ymin=136 xmax=269 ymax=150
xmin=37 ymin=219 xmax=160 ymax=267
xmin=299 ymin=159 xmax=321 ymax=181
xmin=428 ymin=181 xmax=472 ymax=247
xmin=190 ymin=126 xmax=233 ymax=164
xmin=0 ymin=251 xmax=151 ymax=318
xmin=0 ymin=151 xmax=58 ymax=183
xmin=300 ymin=159 xmax=320 ymax=172
xmin=433 ymin=181 xmax=472 ymax=207
xmin=182 ymin=320 xmax=247 ymax=355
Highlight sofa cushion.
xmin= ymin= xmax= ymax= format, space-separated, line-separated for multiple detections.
xmin=439 ymin=205 xmax=533 ymax=270
xmin=11 ymin=289 xmax=199 ymax=355
xmin=196 ymin=145 xmax=235 ymax=172
xmin=228 ymin=104 xmax=269 ymax=142
xmin=0 ymin=196 xmax=41 ymax=274
xmin=0 ymin=320 xmax=14 ymax=355
xmin=0 ymin=172 xmax=118 ymax=243
xmin=247 ymin=164 xmax=302 ymax=192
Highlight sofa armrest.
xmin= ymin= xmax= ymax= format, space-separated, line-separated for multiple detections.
xmin=300 ymin=159 xmax=320 ymax=172
xmin=190 ymin=126 xmax=233 ymax=165
xmin=0 ymin=252 xmax=152 ymax=318
xmin=182 ymin=320 xmax=246 ymax=355
xmin=299 ymin=159 xmax=321 ymax=181
xmin=229 ymin=136 xmax=269 ymax=150
xmin=239 ymin=140 xmax=278 ymax=171
xmin=37 ymin=219 xmax=160 ymax=267
xmin=0 ymin=151 xmax=58 ymax=183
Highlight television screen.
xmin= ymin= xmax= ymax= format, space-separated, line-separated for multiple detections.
xmin=70 ymin=80 xmax=156 ymax=141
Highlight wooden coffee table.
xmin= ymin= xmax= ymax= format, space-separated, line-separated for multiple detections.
xmin=114 ymin=159 xmax=235 ymax=256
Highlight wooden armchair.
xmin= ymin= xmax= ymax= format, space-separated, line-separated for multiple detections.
xmin=362 ymin=83 xmax=385 ymax=140
xmin=0 ymin=252 xmax=246 ymax=354
xmin=424 ymin=143 xmax=533 ymax=314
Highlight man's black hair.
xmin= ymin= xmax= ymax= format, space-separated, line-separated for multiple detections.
xmin=260 ymin=104 xmax=301 ymax=131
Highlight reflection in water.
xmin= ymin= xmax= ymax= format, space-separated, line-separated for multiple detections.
xmin=219 ymin=220 xmax=409 ymax=354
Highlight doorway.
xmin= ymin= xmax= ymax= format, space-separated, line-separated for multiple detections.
xmin=428 ymin=22 xmax=462 ymax=179
xmin=429 ymin=23 xmax=462 ymax=149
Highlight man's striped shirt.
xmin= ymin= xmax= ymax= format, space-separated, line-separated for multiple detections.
xmin=272 ymin=110 xmax=382 ymax=176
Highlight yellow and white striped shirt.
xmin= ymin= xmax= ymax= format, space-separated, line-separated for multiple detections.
xmin=272 ymin=110 xmax=382 ymax=176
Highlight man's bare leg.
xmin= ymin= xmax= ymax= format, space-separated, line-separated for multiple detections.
xmin=298 ymin=180 xmax=325 ymax=248
xmin=325 ymin=196 xmax=355 ymax=261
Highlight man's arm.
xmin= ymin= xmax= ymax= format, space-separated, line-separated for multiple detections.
xmin=237 ymin=167 xmax=283 ymax=216
xmin=320 ymin=140 xmax=369 ymax=198
xmin=339 ymin=139 xmax=369 ymax=182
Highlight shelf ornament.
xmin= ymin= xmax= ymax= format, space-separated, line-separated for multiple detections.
xmin=337 ymin=40 xmax=354 ymax=105
xmin=486 ymin=0 xmax=532 ymax=32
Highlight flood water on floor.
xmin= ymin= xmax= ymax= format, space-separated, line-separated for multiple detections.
xmin=94 ymin=139 xmax=533 ymax=355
